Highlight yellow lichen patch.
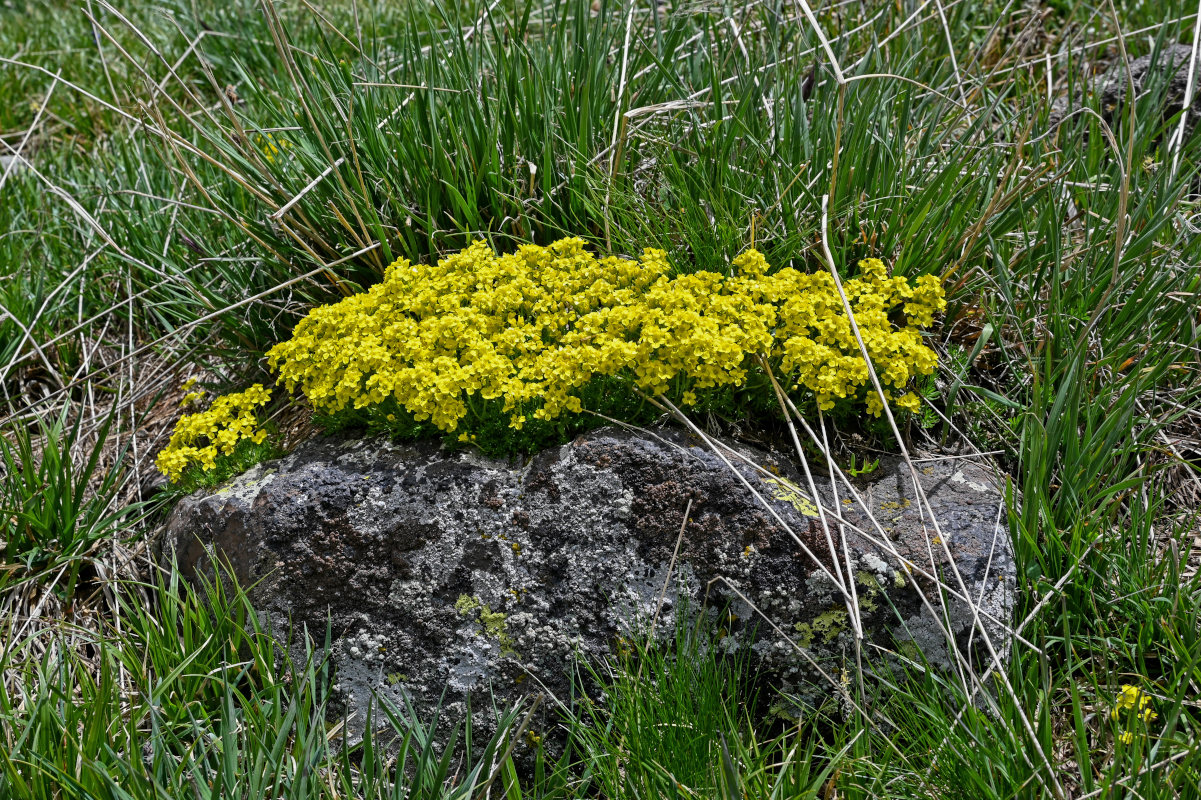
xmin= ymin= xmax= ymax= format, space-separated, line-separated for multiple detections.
xmin=855 ymin=570 xmax=882 ymax=612
xmin=454 ymin=594 xmax=481 ymax=615
xmin=763 ymin=476 xmax=820 ymax=518
xmin=811 ymin=607 xmax=849 ymax=643
xmin=795 ymin=606 xmax=850 ymax=647
xmin=793 ymin=621 xmax=815 ymax=649
xmin=456 ymin=594 xmax=519 ymax=658
xmin=266 ymin=239 xmax=944 ymax=433
xmin=155 ymin=385 xmax=272 ymax=483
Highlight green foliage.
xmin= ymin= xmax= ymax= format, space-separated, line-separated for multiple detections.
xmin=0 ymin=564 xmax=539 ymax=800
xmin=846 ymin=453 xmax=880 ymax=477
xmin=0 ymin=568 xmax=856 ymax=799
xmin=0 ymin=409 xmax=136 ymax=598
xmin=572 ymin=621 xmax=754 ymax=795
xmin=565 ymin=613 xmax=845 ymax=799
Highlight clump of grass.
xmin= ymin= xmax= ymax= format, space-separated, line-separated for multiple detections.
xmin=0 ymin=408 xmax=137 ymax=599
xmin=562 ymin=610 xmax=848 ymax=799
xmin=0 ymin=563 xmax=541 ymax=800
xmin=0 ymin=564 xmax=859 ymax=799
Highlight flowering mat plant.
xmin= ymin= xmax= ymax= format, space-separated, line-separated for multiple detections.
xmin=158 ymin=238 xmax=945 ymax=482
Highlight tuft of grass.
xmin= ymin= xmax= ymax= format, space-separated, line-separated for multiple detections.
xmin=0 ymin=565 xmax=863 ymax=799
xmin=0 ymin=563 xmax=540 ymax=799
xmin=563 ymin=612 xmax=847 ymax=799
xmin=0 ymin=407 xmax=137 ymax=599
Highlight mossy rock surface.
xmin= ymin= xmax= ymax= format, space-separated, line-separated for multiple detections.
xmin=159 ymin=426 xmax=1015 ymax=744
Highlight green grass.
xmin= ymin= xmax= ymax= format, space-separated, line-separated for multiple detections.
xmin=2 ymin=0 xmax=1200 ymax=796
xmin=0 ymin=407 xmax=137 ymax=599
xmin=0 ymin=565 xmax=849 ymax=799
xmin=0 ymin=566 xmax=534 ymax=799
xmin=563 ymin=609 xmax=848 ymax=798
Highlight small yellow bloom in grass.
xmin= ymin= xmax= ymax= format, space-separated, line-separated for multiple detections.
xmin=894 ymin=391 xmax=922 ymax=413
xmin=1118 ymin=731 xmax=1135 ymax=746
xmin=1112 ymin=684 xmax=1158 ymax=728
xmin=1112 ymin=684 xmax=1149 ymax=719
xmin=253 ymin=132 xmax=292 ymax=164
xmin=181 ymin=390 xmax=207 ymax=407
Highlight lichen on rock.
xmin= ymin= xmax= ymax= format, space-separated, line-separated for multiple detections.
xmin=159 ymin=426 xmax=1015 ymax=746
xmin=456 ymin=594 xmax=519 ymax=658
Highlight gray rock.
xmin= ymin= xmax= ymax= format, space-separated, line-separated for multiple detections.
xmin=1047 ymin=44 xmax=1201 ymax=144
xmin=1098 ymin=44 xmax=1201 ymax=136
xmin=159 ymin=427 xmax=1015 ymax=742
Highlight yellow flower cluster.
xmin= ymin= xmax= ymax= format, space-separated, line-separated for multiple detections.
xmin=1112 ymin=685 xmax=1158 ymax=724
xmin=155 ymin=385 xmax=272 ymax=482
xmin=253 ymin=132 xmax=291 ymax=164
xmin=266 ymin=238 xmax=944 ymax=434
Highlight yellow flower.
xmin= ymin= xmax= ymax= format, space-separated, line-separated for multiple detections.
xmin=1112 ymin=685 xmax=1143 ymax=718
xmin=180 ymin=390 xmax=207 ymax=407
xmin=265 ymin=240 xmax=944 ymax=434
xmin=253 ymin=132 xmax=292 ymax=164
xmin=155 ymin=385 xmax=272 ymax=482
xmin=1111 ymin=684 xmax=1158 ymax=724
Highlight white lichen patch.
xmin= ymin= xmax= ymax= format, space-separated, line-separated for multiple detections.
xmin=860 ymin=552 xmax=889 ymax=575
xmin=342 ymin=628 xmax=388 ymax=664
xmin=950 ymin=469 xmax=990 ymax=493
xmin=214 ymin=464 xmax=277 ymax=502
